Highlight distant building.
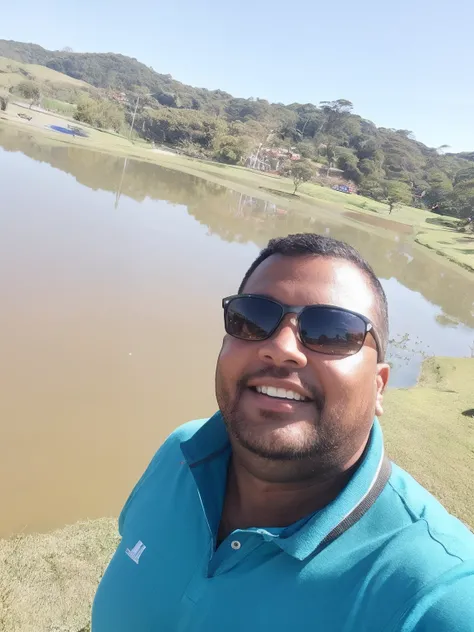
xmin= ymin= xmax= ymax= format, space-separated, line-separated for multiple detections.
xmin=109 ymin=91 xmax=129 ymax=105
xmin=246 ymin=146 xmax=301 ymax=172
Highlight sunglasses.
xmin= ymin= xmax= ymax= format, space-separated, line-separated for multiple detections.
xmin=222 ymin=294 xmax=382 ymax=361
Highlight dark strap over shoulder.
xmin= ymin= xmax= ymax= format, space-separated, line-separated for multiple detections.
xmin=316 ymin=455 xmax=392 ymax=553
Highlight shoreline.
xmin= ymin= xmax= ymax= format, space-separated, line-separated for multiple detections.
xmin=1 ymin=357 xmax=473 ymax=632
xmin=1 ymin=111 xmax=472 ymax=275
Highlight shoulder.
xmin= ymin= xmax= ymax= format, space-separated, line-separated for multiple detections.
xmin=387 ymin=462 xmax=474 ymax=561
xmin=376 ymin=463 xmax=474 ymax=631
xmin=137 ymin=417 xmax=211 ymax=471
xmin=150 ymin=417 xmax=211 ymax=459
xmin=167 ymin=418 xmax=211 ymax=443
xmin=118 ymin=417 xmax=211 ymax=533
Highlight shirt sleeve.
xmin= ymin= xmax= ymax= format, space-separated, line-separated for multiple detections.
xmin=397 ymin=565 xmax=474 ymax=632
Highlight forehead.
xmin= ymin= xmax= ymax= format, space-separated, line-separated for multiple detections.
xmin=242 ymin=254 xmax=377 ymax=318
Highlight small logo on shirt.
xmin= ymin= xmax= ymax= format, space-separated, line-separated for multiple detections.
xmin=125 ymin=540 xmax=146 ymax=564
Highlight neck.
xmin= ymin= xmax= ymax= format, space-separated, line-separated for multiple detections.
xmin=219 ymin=441 xmax=367 ymax=539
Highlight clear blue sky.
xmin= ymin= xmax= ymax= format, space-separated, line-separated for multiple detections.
xmin=2 ymin=0 xmax=473 ymax=151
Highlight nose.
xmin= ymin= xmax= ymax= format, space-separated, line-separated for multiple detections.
xmin=257 ymin=315 xmax=308 ymax=368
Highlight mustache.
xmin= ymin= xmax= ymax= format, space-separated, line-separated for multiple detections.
xmin=238 ymin=367 xmax=325 ymax=410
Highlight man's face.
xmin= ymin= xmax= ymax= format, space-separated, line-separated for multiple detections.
xmin=215 ymin=254 xmax=390 ymax=473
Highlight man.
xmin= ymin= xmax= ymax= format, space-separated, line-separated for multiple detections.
xmin=92 ymin=233 xmax=474 ymax=631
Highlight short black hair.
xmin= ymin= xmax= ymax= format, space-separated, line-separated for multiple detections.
xmin=238 ymin=233 xmax=389 ymax=359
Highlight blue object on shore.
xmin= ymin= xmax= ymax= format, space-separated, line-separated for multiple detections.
xmin=49 ymin=125 xmax=88 ymax=138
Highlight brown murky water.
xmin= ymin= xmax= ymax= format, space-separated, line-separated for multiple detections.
xmin=1 ymin=126 xmax=473 ymax=537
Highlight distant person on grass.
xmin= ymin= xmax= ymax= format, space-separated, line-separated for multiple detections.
xmin=93 ymin=233 xmax=474 ymax=631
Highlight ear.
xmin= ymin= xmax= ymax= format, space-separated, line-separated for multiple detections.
xmin=375 ymin=363 xmax=390 ymax=417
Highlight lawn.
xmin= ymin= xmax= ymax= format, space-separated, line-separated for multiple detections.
xmin=0 ymin=518 xmax=118 ymax=632
xmin=0 ymin=56 xmax=91 ymax=90
xmin=41 ymin=97 xmax=77 ymax=115
xmin=383 ymin=357 xmax=474 ymax=528
xmin=415 ymin=217 xmax=474 ymax=272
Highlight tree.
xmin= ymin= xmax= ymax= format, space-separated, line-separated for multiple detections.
xmin=213 ymin=135 xmax=247 ymax=164
xmin=319 ymin=99 xmax=353 ymax=140
xmin=336 ymin=149 xmax=362 ymax=183
xmin=284 ymin=160 xmax=315 ymax=194
xmin=385 ymin=181 xmax=412 ymax=213
xmin=135 ymin=107 xmax=226 ymax=149
xmin=0 ymin=95 xmax=8 ymax=111
xmin=17 ymin=80 xmax=40 ymax=108
xmin=439 ymin=179 xmax=474 ymax=219
xmin=295 ymin=141 xmax=316 ymax=159
xmin=454 ymin=166 xmax=474 ymax=186
xmin=423 ymin=169 xmax=453 ymax=207
xmin=74 ymin=97 xmax=125 ymax=132
xmin=359 ymin=177 xmax=386 ymax=201
xmin=396 ymin=129 xmax=415 ymax=140
xmin=320 ymin=99 xmax=353 ymax=119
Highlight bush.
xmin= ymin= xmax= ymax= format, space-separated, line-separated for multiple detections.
xmin=74 ymin=97 xmax=125 ymax=132
xmin=295 ymin=141 xmax=316 ymax=159
xmin=16 ymin=80 xmax=40 ymax=103
xmin=213 ymin=135 xmax=247 ymax=164
xmin=358 ymin=177 xmax=386 ymax=201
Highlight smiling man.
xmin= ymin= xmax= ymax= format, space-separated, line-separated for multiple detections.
xmin=92 ymin=233 xmax=474 ymax=631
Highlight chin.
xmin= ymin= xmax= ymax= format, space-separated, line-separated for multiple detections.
xmin=234 ymin=419 xmax=320 ymax=461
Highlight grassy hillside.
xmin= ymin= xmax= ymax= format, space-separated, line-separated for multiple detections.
xmin=0 ymin=39 xmax=230 ymax=110
xmin=0 ymin=56 xmax=90 ymax=88
xmin=0 ymin=55 xmax=98 ymax=110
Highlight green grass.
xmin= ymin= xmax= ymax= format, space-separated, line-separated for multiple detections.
xmin=383 ymin=357 xmax=474 ymax=527
xmin=0 ymin=519 xmax=118 ymax=632
xmin=41 ymin=97 xmax=77 ymax=115
xmin=415 ymin=227 xmax=474 ymax=272
xmin=0 ymin=56 xmax=90 ymax=89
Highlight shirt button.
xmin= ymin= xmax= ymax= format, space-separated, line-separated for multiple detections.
xmin=231 ymin=540 xmax=241 ymax=550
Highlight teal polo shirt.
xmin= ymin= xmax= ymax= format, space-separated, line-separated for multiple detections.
xmin=92 ymin=413 xmax=474 ymax=631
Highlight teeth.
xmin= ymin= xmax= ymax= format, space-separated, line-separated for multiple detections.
xmin=255 ymin=386 xmax=307 ymax=401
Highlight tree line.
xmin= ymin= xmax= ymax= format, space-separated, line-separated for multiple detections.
xmin=2 ymin=39 xmax=474 ymax=218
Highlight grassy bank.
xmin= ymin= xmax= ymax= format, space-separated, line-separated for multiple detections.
xmin=0 ymin=519 xmax=118 ymax=632
xmin=0 ymin=357 xmax=473 ymax=632
xmin=1 ymin=111 xmax=473 ymax=272
xmin=383 ymin=356 xmax=474 ymax=527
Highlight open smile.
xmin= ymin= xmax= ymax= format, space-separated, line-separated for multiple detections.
xmin=250 ymin=385 xmax=310 ymax=402
xmin=245 ymin=386 xmax=313 ymax=415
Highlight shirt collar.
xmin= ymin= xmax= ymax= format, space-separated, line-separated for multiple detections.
xmin=180 ymin=412 xmax=387 ymax=561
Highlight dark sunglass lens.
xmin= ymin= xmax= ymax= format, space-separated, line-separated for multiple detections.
xmin=225 ymin=297 xmax=282 ymax=341
xmin=300 ymin=308 xmax=366 ymax=355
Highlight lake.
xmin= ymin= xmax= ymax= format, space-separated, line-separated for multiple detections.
xmin=1 ymin=125 xmax=473 ymax=537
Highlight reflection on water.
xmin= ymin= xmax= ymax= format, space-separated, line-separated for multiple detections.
xmin=1 ymin=125 xmax=473 ymax=537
